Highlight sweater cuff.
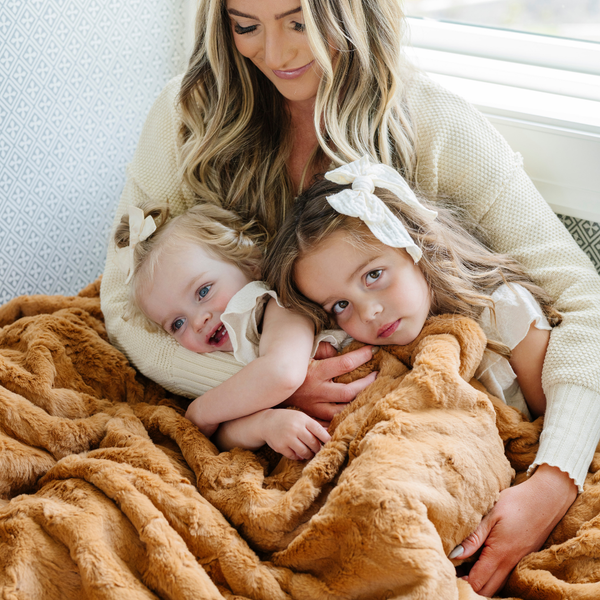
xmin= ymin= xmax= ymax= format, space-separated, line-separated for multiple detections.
xmin=528 ymin=383 xmax=600 ymax=492
xmin=171 ymin=345 xmax=244 ymax=398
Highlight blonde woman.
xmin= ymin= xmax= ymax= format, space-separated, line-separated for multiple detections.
xmin=101 ymin=0 xmax=600 ymax=595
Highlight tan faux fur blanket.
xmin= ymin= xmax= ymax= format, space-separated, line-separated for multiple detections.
xmin=0 ymin=281 xmax=598 ymax=600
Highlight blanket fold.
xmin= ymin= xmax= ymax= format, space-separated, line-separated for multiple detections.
xmin=0 ymin=280 xmax=598 ymax=599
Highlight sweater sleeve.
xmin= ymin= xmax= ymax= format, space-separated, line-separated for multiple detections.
xmin=479 ymin=168 xmax=600 ymax=490
xmin=100 ymin=76 xmax=244 ymax=398
xmin=409 ymin=74 xmax=600 ymax=488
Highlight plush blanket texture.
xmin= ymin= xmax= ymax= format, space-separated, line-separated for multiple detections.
xmin=0 ymin=281 xmax=598 ymax=600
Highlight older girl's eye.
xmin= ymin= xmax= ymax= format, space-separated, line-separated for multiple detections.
xmin=234 ymin=23 xmax=257 ymax=35
xmin=332 ymin=300 xmax=349 ymax=315
xmin=198 ymin=285 xmax=211 ymax=299
xmin=366 ymin=269 xmax=382 ymax=285
xmin=171 ymin=318 xmax=185 ymax=333
xmin=293 ymin=21 xmax=306 ymax=33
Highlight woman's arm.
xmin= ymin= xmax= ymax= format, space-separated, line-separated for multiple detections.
xmin=185 ymin=299 xmax=314 ymax=435
xmin=410 ymin=76 xmax=600 ymax=595
xmin=101 ymin=76 xmax=247 ymax=396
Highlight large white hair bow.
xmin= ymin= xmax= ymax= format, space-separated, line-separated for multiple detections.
xmin=113 ymin=205 xmax=157 ymax=284
xmin=324 ymin=155 xmax=437 ymax=263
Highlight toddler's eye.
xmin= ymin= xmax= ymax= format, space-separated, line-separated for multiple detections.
xmin=171 ymin=318 xmax=185 ymax=333
xmin=198 ymin=285 xmax=211 ymax=299
xmin=366 ymin=269 xmax=382 ymax=285
xmin=332 ymin=300 xmax=349 ymax=315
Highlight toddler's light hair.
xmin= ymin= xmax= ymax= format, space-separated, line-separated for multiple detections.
xmin=263 ymin=178 xmax=561 ymax=357
xmin=114 ymin=201 xmax=264 ymax=331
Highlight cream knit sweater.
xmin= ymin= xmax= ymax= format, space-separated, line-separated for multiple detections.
xmin=100 ymin=73 xmax=600 ymax=490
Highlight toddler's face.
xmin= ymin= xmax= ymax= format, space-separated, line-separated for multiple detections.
xmin=139 ymin=242 xmax=253 ymax=354
xmin=294 ymin=230 xmax=431 ymax=346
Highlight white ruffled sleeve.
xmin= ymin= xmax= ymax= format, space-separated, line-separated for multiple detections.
xmin=476 ymin=284 xmax=551 ymax=418
xmin=221 ymin=281 xmax=348 ymax=366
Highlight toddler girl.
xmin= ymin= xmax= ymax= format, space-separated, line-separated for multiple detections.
xmin=264 ymin=156 xmax=561 ymax=420
xmin=113 ymin=202 xmax=352 ymax=460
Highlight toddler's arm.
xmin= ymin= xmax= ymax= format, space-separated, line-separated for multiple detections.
xmin=185 ymin=298 xmax=314 ymax=436
xmin=214 ymin=408 xmax=331 ymax=460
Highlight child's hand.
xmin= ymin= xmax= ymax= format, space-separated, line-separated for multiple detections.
xmin=263 ymin=409 xmax=331 ymax=461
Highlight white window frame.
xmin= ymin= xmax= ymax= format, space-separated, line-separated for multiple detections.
xmin=406 ymin=18 xmax=600 ymax=223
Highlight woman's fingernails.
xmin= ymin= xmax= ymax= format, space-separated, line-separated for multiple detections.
xmin=449 ymin=545 xmax=464 ymax=559
xmin=371 ymin=346 xmax=380 ymax=355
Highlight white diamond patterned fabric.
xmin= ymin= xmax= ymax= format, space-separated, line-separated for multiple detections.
xmin=0 ymin=0 xmax=189 ymax=304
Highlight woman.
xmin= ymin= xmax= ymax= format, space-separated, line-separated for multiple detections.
xmin=100 ymin=0 xmax=600 ymax=595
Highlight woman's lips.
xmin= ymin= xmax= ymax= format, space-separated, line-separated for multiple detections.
xmin=377 ymin=319 xmax=400 ymax=339
xmin=273 ymin=60 xmax=315 ymax=80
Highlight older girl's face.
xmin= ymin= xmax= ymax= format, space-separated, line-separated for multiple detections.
xmin=225 ymin=0 xmax=322 ymax=106
xmin=295 ymin=230 xmax=432 ymax=347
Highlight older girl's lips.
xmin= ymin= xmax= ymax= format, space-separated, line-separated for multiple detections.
xmin=377 ymin=319 xmax=400 ymax=339
xmin=273 ymin=60 xmax=314 ymax=80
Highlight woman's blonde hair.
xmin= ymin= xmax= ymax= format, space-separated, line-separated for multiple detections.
xmin=178 ymin=0 xmax=417 ymax=240
xmin=263 ymin=178 xmax=561 ymax=356
xmin=114 ymin=202 xmax=263 ymax=330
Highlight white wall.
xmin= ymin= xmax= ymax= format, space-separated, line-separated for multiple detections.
xmin=0 ymin=0 xmax=192 ymax=303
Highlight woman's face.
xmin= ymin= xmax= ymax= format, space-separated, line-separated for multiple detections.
xmin=225 ymin=0 xmax=322 ymax=107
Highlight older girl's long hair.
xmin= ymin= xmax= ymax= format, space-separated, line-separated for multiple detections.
xmin=263 ymin=178 xmax=561 ymax=354
xmin=178 ymin=0 xmax=417 ymax=240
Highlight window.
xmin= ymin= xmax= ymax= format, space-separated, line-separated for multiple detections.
xmin=404 ymin=0 xmax=600 ymax=44
xmin=403 ymin=6 xmax=600 ymax=222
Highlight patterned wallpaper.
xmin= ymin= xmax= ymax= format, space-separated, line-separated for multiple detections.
xmin=0 ymin=2 xmax=599 ymax=306
xmin=557 ymin=214 xmax=600 ymax=274
xmin=0 ymin=0 xmax=190 ymax=304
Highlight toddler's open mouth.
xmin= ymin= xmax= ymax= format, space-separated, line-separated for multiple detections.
xmin=208 ymin=323 xmax=228 ymax=346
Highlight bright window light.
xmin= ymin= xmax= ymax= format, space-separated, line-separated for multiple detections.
xmin=404 ymin=0 xmax=600 ymax=44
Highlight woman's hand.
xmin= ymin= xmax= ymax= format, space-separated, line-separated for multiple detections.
xmin=455 ymin=464 xmax=577 ymax=597
xmin=281 ymin=343 xmax=378 ymax=423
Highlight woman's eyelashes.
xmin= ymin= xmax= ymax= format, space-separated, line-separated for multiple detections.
xmin=234 ymin=23 xmax=256 ymax=35
xmin=233 ymin=20 xmax=305 ymax=36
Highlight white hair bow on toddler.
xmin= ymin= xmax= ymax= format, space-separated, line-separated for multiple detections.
xmin=113 ymin=205 xmax=157 ymax=284
xmin=324 ymin=155 xmax=437 ymax=263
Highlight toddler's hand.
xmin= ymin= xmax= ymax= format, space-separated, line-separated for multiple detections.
xmin=263 ymin=409 xmax=331 ymax=461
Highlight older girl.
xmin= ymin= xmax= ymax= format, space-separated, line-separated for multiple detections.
xmin=267 ymin=156 xmax=558 ymax=434
xmin=101 ymin=0 xmax=600 ymax=594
